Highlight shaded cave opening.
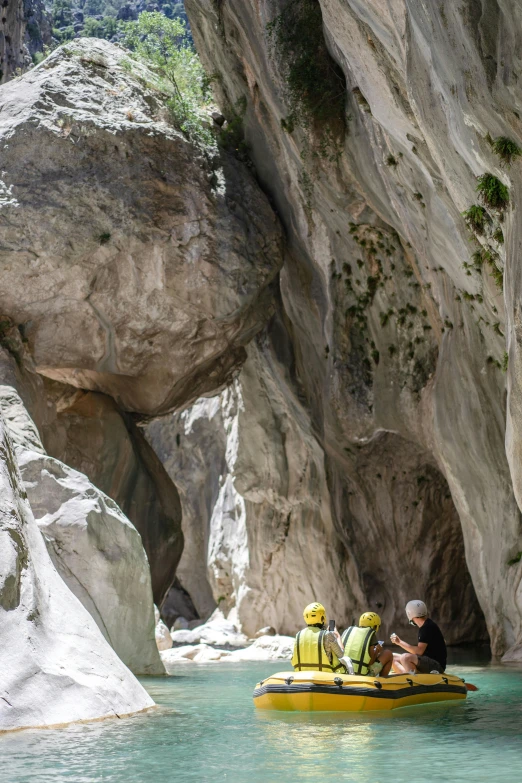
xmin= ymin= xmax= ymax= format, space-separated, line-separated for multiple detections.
xmin=328 ymin=431 xmax=490 ymax=650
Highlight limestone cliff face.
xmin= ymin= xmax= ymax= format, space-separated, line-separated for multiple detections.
xmin=147 ymin=317 xmax=486 ymax=643
xmin=146 ymin=322 xmax=365 ymax=637
xmin=184 ymin=0 xmax=522 ymax=655
xmin=2 ymin=5 xmax=520 ymax=668
xmin=0 ymin=36 xmax=284 ymax=630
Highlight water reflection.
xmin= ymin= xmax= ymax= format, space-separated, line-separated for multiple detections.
xmin=0 ymin=659 xmax=521 ymax=783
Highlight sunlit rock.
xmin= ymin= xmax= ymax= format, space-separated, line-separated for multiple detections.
xmin=184 ymin=0 xmax=521 ymax=653
xmin=0 ymin=38 xmax=283 ymax=416
xmin=0 ymin=385 xmax=163 ymax=676
xmin=0 ymin=416 xmax=154 ymax=731
xmin=155 ymin=620 xmax=173 ymax=652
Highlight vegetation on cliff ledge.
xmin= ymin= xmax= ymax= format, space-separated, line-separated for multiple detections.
xmin=490 ymin=135 xmax=522 ymax=167
xmin=267 ymin=0 xmax=346 ymax=155
xmin=462 ymin=204 xmax=490 ymax=235
xmin=476 ymin=173 xmax=510 ymax=211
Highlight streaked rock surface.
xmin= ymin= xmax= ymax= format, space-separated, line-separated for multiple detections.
xmin=0 ymin=415 xmax=154 ymax=731
xmin=0 ymin=384 xmax=163 ymax=676
xmin=183 ymin=0 xmax=522 ymax=654
xmin=146 ymin=329 xmax=484 ymax=643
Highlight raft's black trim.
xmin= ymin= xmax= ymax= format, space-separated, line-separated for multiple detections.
xmin=253 ymin=682 xmax=467 ymax=700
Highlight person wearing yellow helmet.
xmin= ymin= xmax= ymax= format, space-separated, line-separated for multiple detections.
xmin=341 ymin=611 xmax=393 ymax=677
xmin=291 ymin=602 xmax=344 ymax=673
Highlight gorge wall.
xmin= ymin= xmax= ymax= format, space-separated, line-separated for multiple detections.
xmin=179 ymin=0 xmax=522 ymax=656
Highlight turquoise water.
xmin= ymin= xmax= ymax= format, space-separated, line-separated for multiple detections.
xmin=1 ymin=653 xmax=522 ymax=783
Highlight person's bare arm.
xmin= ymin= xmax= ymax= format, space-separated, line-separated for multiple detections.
xmin=390 ymin=634 xmax=427 ymax=656
xmin=368 ymin=643 xmax=383 ymax=664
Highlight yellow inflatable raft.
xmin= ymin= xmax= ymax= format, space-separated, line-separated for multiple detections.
xmin=253 ymin=670 xmax=467 ymax=712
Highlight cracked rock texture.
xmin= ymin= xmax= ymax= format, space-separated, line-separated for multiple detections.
xmin=182 ymin=0 xmax=522 ymax=654
xmin=0 ymin=383 xmax=164 ymax=676
xmin=0 ymin=37 xmax=283 ymax=416
xmin=0 ymin=414 xmax=154 ymax=731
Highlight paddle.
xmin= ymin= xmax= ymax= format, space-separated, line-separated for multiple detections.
xmin=465 ymin=682 xmax=479 ymax=691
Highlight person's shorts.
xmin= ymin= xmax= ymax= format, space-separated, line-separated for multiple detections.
xmin=416 ymin=655 xmax=444 ymax=674
xmin=368 ymin=661 xmax=383 ymax=676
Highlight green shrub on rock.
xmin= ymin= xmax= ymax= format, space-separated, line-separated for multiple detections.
xmin=462 ymin=204 xmax=489 ymax=235
xmin=476 ymin=173 xmax=509 ymax=211
xmin=470 ymin=244 xmax=503 ymax=290
xmin=491 ymin=136 xmax=522 ymax=166
xmin=493 ymin=226 xmax=504 ymax=244
xmin=120 ymin=12 xmax=214 ymax=148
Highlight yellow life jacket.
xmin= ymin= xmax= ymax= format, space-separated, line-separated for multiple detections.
xmin=341 ymin=626 xmax=375 ymax=675
xmin=291 ymin=626 xmax=343 ymax=672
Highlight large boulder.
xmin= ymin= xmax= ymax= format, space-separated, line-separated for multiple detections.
xmin=0 ymin=384 xmax=164 ymax=675
xmin=0 ymin=416 xmax=153 ymax=731
xmin=0 ymin=38 xmax=283 ymax=416
xmin=161 ymin=644 xmax=232 ymax=666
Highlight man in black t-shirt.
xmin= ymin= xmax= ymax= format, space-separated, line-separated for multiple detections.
xmin=390 ymin=600 xmax=447 ymax=674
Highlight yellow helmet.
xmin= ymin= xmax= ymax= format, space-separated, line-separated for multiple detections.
xmin=359 ymin=611 xmax=381 ymax=629
xmin=303 ymin=602 xmax=327 ymax=626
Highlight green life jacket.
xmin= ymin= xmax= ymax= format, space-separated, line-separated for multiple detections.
xmin=341 ymin=626 xmax=375 ymax=675
xmin=291 ymin=626 xmax=343 ymax=672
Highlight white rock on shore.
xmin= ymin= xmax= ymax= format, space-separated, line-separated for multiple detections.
xmin=155 ymin=620 xmax=173 ymax=652
xmin=162 ymin=644 xmax=232 ymax=665
xmin=160 ymin=634 xmax=294 ymax=670
xmin=170 ymin=609 xmax=249 ymax=649
xmin=227 ymin=635 xmax=294 ymax=662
